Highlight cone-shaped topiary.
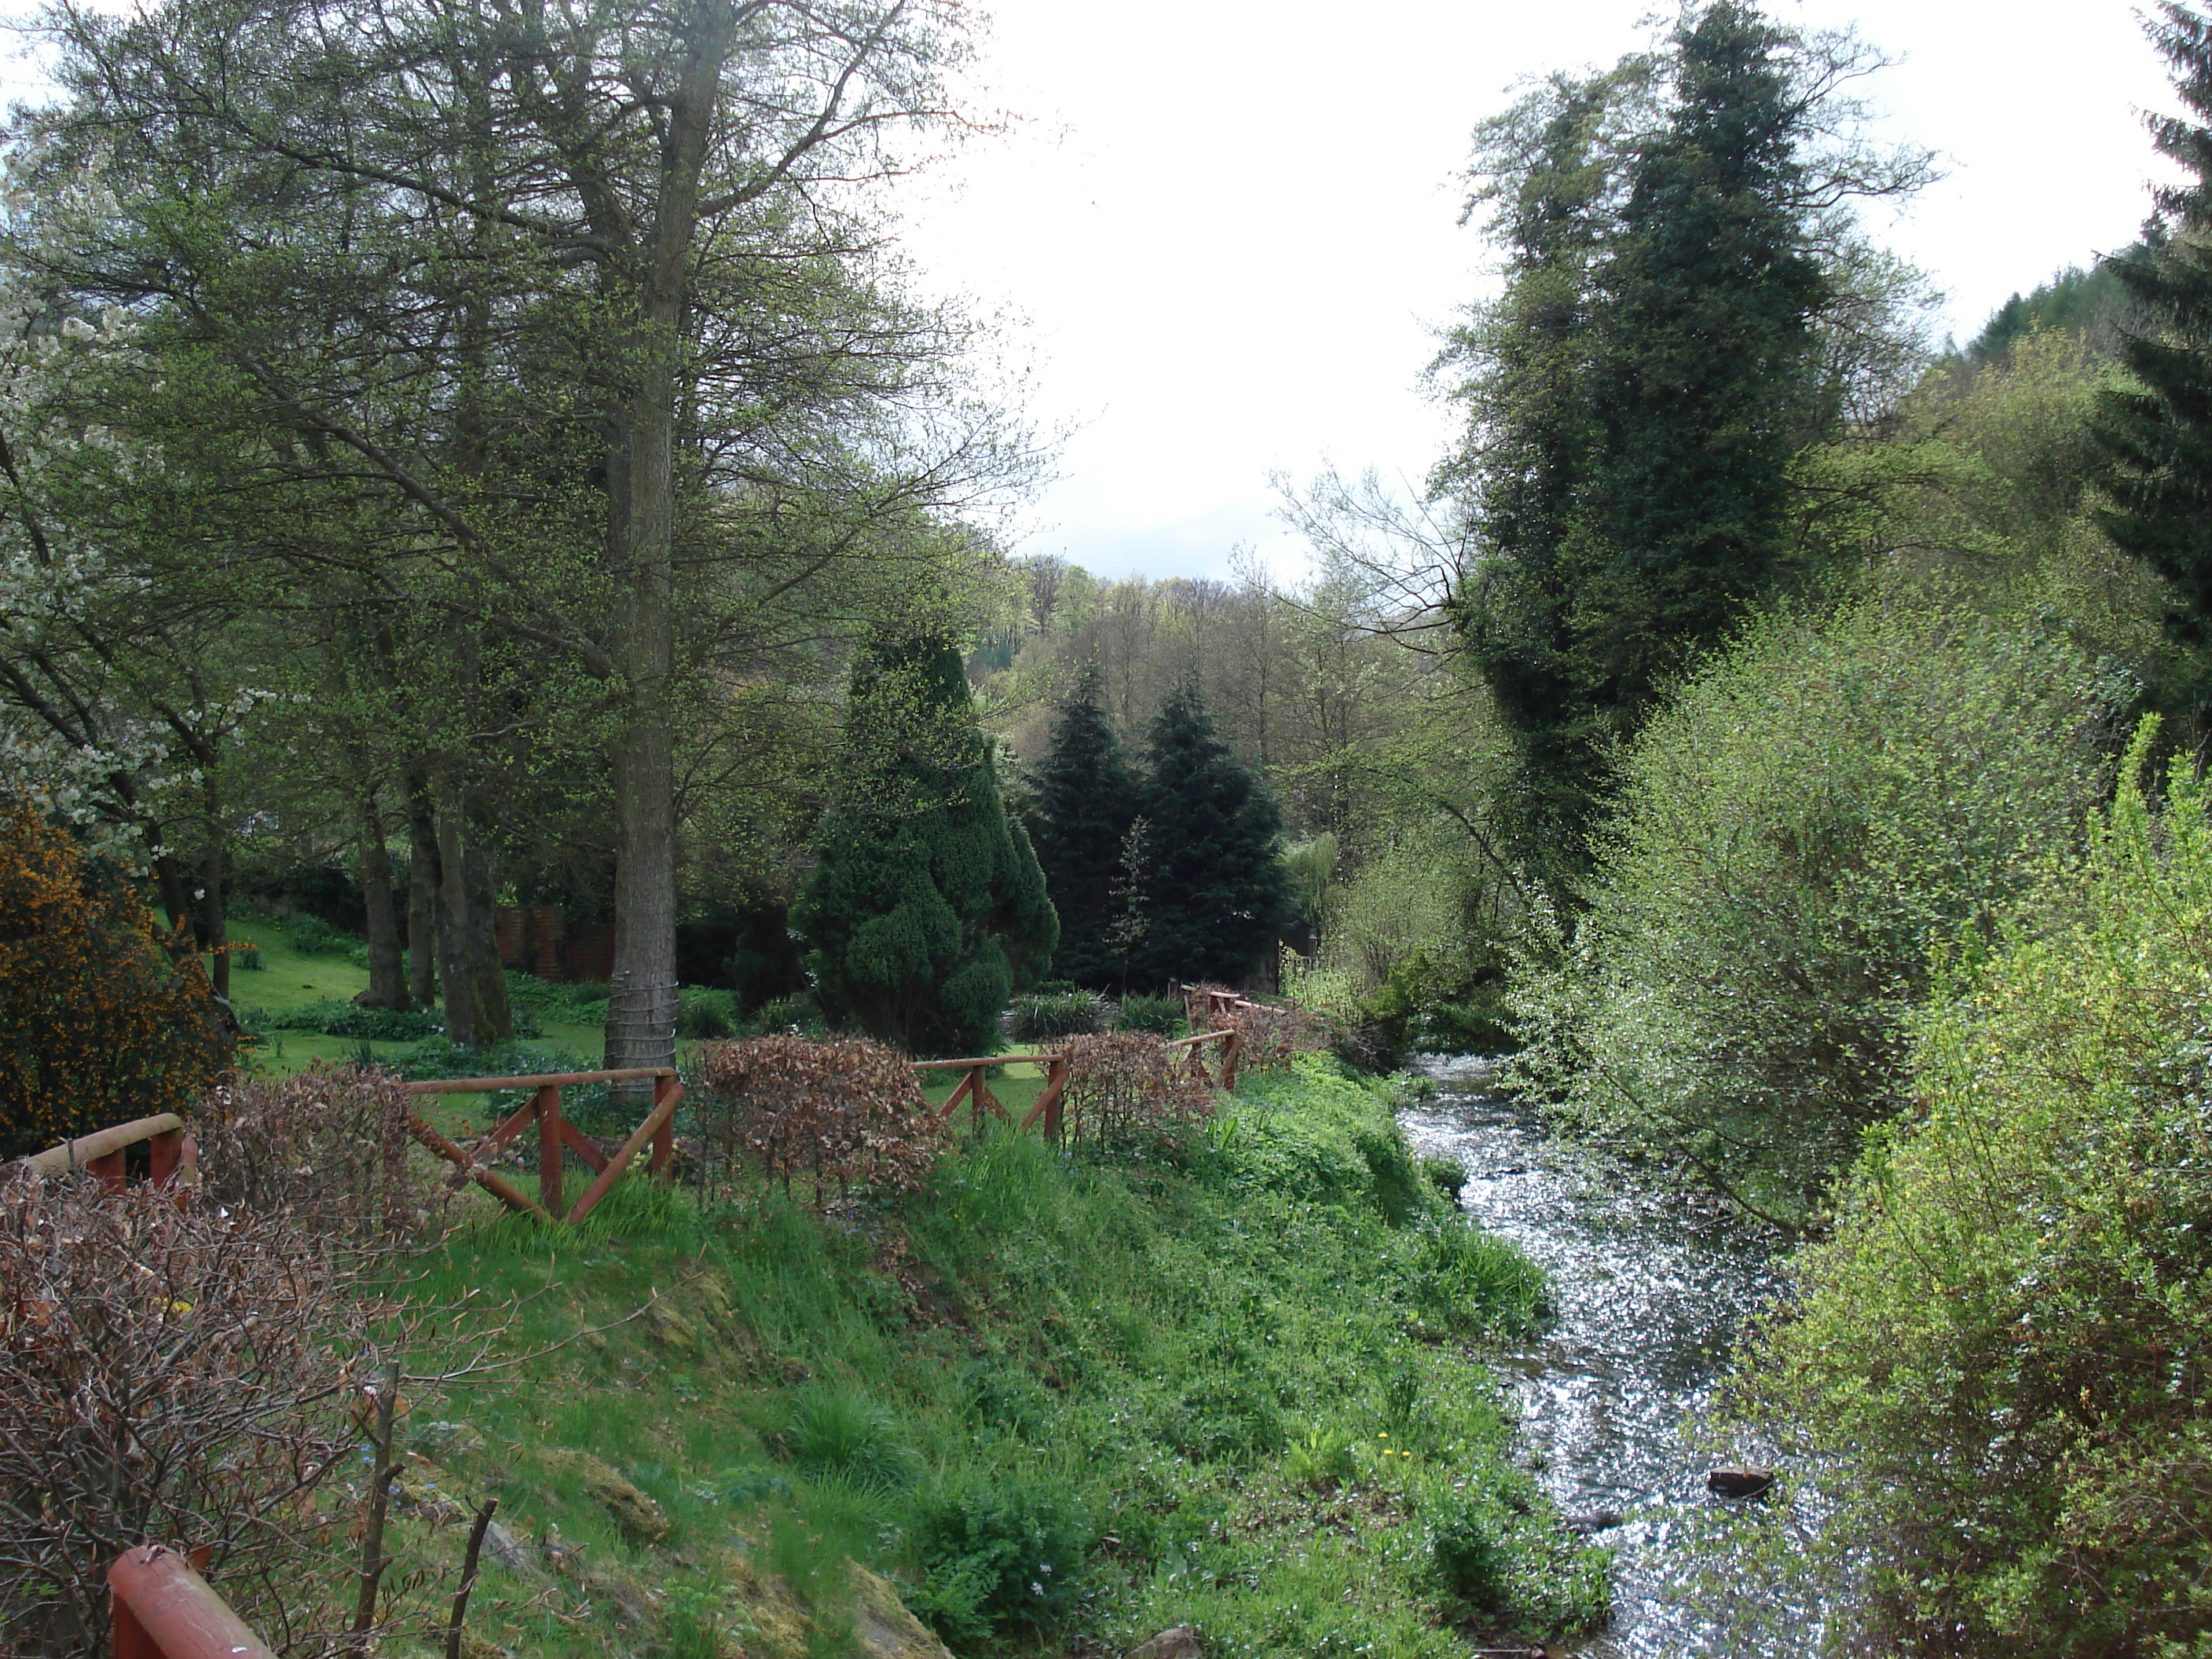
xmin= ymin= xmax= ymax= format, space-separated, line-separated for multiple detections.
xmin=1031 ymin=662 xmax=1141 ymax=990
xmin=1135 ymin=682 xmax=1291 ymax=988
xmin=794 ymin=634 xmax=1057 ymax=1057
xmin=0 ymin=796 xmax=233 ymax=1157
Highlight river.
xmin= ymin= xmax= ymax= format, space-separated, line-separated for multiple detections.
xmin=1400 ymin=1056 xmax=1811 ymax=1657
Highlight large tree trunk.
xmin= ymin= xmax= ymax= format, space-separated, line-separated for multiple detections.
xmin=403 ymin=770 xmax=441 ymax=1009
xmin=434 ymin=774 xmax=512 ymax=1049
xmin=357 ymin=786 xmax=408 ymax=1009
xmin=598 ymin=9 xmax=734 ymax=1104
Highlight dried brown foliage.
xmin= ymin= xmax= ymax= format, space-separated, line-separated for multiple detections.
xmin=1058 ymin=1032 xmax=1211 ymax=1150
xmin=0 ymin=1173 xmax=411 ymax=1656
xmin=192 ymin=1063 xmax=450 ymax=1243
xmin=696 ymin=1035 xmax=947 ymax=1205
xmin=1181 ymin=982 xmax=1241 ymax=1034
xmin=1231 ymin=1002 xmax=1331 ymax=1072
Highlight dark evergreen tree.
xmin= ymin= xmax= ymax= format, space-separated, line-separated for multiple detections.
xmin=1586 ymin=1 xmax=1826 ymax=742
xmin=1438 ymin=68 xmax=1628 ymax=882
xmin=793 ymin=635 xmax=1057 ymax=1057
xmin=2097 ymin=3 xmax=2212 ymax=721
xmin=1134 ymin=683 xmax=1291 ymax=988
xmin=1441 ymin=3 xmax=1835 ymax=873
xmin=1031 ymin=662 xmax=1141 ymax=988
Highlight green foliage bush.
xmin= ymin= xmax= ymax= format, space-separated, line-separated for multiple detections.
xmin=1734 ymin=722 xmax=2212 ymax=1656
xmin=908 ymin=1468 xmax=1093 ymax=1647
xmin=1423 ymin=1467 xmax=1610 ymax=1635
xmin=785 ymin=1388 xmax=914 ymax=1490
xmin=1111 ymin=993 xmax=1181 ymax=1035
xmin=1403 ymin=1218 xmax=1548 ymax=1340
xmin=1511 ymin=598 xmax=2119 ymax=1225
xmin=1004 ymin=988 xmax=1108 ymax=1041
xmin=274 ymin=998 xmax=444 ymax=1041
xmin=281 ymin=912 xmax=350 ymax=956
xmin=675 ymin=986 xmax=740 ymax=1040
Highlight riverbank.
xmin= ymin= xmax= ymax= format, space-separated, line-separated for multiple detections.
xmin=355 ymin=1058 xmax=1606 ymax=1657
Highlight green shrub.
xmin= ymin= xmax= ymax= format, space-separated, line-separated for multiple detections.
xmin=676 ymin=986 xmax=740 ymax=1040
xmin=753 ymin=992 xmax=827 ymax=1037
xmin=1005 ymin=988 xmax=1109 ymax=1041
xmin=1511 ymin=598 xmax=2118 ymax=1227
xmin=274 ymin=998 xmax=444 ymax=1041
xmin=281 ymin=913 xmax=350 ymax=955
xmin=907 ymin=1469 xmax=1093 ymax=1646
xmin=1733 ymin=721 xmax=2212 ymax=1656
xmin=233 ymin=943 xmax=262 ymax=971
xmin=1111 ymin=993 xmax=1181 ymax=1035
xmin=1419 ymin=1153 xmax=1465 ymax=1199
xmin=1353 ymin=1126 xmax=1426 ymax=1227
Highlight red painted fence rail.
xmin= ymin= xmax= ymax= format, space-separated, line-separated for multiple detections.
xmin=14 ymin=1112 xmax=196 ymax=1195
xmin=108 ymin=1546 xmax=274 ymax=1659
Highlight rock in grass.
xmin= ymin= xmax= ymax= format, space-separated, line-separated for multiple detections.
xmin=1706 ymin=1466 xmax=1775 ymax=1499
xmin=1128 ymin=1627 xmax=1201 ymax=1659
xmin=548 ymin=1449 xmax=672 ymax=1543
xmin=847 ymin=1563 xmax=957 ymax=1659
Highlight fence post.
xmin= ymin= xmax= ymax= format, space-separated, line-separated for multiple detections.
xmin=968 ymin=1066 xmax=987 ymax=1137
xmin=650 ymin=1073 xmax=676 ymax=1181
xmin=535 ymin=1086 xmax=563 ymax=1221
xmin=1221 ymin=1029 xmax=1239 ymax=1093
xmin=147 ymin=1125 xmax=183 ymax=1189
xmin=1045 ymin=1055 xmax=1068 ymax=1139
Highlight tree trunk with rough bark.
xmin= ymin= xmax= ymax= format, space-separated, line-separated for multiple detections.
xmin=357 ymin=787 xmax=408 ymax=1009
xmin=434 ymin=775 xmax=511 ymax=1048
xmin=404 ymin=772 xmax=441 ymax=1009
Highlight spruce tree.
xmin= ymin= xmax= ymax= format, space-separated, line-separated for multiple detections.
xmin=794 ymin=635 xmax=1057 ymax=1057
xmin=2096 ymin=2 xmax=2212 ymax=719
xmin=1031 ymin=663 xmax=1141 ymax=988
xmin=1134 ymin=683 xmax=1291 ymax=988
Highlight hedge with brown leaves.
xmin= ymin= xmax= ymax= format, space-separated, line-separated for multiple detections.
xmin=1058 ymin=1031 xmax=1211 ymax=1150
xmin=697 ymin=1035 xmax=946 ymax=1205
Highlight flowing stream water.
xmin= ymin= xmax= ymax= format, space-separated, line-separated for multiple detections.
xmin=1399 ymin=1057 xmax=1801 ymax=1657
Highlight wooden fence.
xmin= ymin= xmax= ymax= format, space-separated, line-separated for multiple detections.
xmin=401 ymin=1067 xmax=681 ymax=1227
xmin=108 ymin=1546 xmax=272 ymax=1659
xmin=10 ymin=1112 xmax=195 ymax=1196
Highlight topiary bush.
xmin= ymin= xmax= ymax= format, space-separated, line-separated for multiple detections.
xmin=676 ymin=986 xmax=740 ymax=1040
xmin=1731 ymin=721 xmax=2212 ymax=1656
xmin=0 ymin=797 xmax=233 ymax=1158
xmin=1510 ymin=598 xmax=2119 ymax=1227
xmin=280 ymin=912 xmax=350 ymax=955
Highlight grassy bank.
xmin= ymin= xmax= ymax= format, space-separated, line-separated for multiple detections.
xmin=372 ymin=1059 xmax=1605 ymax=1657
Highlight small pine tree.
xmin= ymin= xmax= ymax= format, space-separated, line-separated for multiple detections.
xmin=2096 ymin=2 xmax=2212 ymax=721
xmin=793 ymin=635 xmax=1058 ymax=1057
xmin=0 ymin=797 xmax=233 ymax=1158
xmin=1134 ymin=683 xmax=1291 ymax=988
xmin=1031 ymin=662 xmax=1141 ymax=989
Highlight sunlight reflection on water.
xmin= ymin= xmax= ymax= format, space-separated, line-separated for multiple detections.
xmin=1401 ymin=1057 xmax=1823 ymax=1657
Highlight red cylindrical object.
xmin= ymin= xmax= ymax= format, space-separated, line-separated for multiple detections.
xmin=108 ymin=1545 xmax=276 ymax=1659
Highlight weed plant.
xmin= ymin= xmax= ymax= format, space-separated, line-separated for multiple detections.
xmin=389 ymin=1058 xmax=1603 ymax=1658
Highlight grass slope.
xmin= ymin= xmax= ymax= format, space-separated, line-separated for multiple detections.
xmin=370 ymin=1060 xmax=1605 ymax=1658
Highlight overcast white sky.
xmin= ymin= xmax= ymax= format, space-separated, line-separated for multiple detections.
xmin=896 ymin=0 xmax=2185 ymax=585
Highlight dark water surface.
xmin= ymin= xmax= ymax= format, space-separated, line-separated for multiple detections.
xmin=1400 ymin=1057 xmax=1805 ymax=1657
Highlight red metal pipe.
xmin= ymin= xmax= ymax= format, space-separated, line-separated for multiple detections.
xmin=108 ymin=1545 xmax=276 ymax=1659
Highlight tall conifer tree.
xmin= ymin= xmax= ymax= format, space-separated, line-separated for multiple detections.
xmin=795 ymin=635 xmax=1057 ymax=1057
xmin=1031 ymin=663 xmax=1140 ymax=988
xmin=1135 ymin=683 xmax=1291 ymax=988
xmin=1441 ymin=2 xmax=1836 ymax=875
xmin=2097 ymin=2 xmax=2212 ymax=720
